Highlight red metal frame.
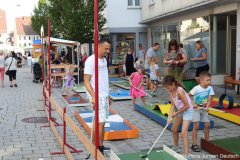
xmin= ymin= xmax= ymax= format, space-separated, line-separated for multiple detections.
xmin=94 ymin=0 xmax=99 ymax=159
xmin=51 ymin=107 xmax=82 ymax=155
xmin=41 ymin=28 xmax=44 ymax=82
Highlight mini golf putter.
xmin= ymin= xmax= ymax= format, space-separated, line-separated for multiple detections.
xmin=140 ymin=117 xmax=173 ymax=158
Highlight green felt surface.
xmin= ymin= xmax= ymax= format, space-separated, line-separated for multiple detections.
xmin=211 ymin=137 xmax=240 ymax=155
xmin=183 ymin=80 xmax=197 ymax=92
xmin=118 ymin=150 xmax=177 ymax=160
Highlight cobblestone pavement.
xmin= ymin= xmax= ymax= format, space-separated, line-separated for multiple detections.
xmin=0 ymin=67 xmax=239 ymax=160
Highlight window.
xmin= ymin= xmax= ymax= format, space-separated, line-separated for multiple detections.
xmin=29 ymin=36 xmax=31 ymax=40
xmin=0 ymin=34 xmax=1 ymax=37
xmin=19 ymin=44 xmax=21 ymax=47
xmin=128 ymin=0 xmax=140 ymax=7
xmin=128 ymin=0 xmax=133 ymax=6
xmin=29 ymin=43 xmax=31 ymax=46
xmin=24 ymin=43 xmax=26 ymax=47
xmin=149 ymin=0 xmax=154 ymax=5
xmin=135 ymin=0 xmax=140 ymax=6
xmin=24 ymin=36 xmax=26 ymax=40
xmin=19 ymin=36 xmax=21 ymax=40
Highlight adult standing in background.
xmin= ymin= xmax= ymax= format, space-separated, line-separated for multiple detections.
xmin=123 ymin=47 xmax=135 ymax=76
xmin=163 ymin=39 xmax=187 ymax=84
xmin=138 ymin=44 xmax=146 ymax=64
xmin=5 ymin=51 xmax=18 ymax=87
xmin=145 ymin=43 xmax=160 ymax=91
xmin=190 ymin=40 xmax=209 ymax=83
xmin=0 ymin=50 xmax=5 ymax=87
xmin=84 ymin=39 xmax=111 ymax=154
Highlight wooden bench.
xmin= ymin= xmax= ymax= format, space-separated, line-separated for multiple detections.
xmin=224 ymin=76 xmax=240 ymax=94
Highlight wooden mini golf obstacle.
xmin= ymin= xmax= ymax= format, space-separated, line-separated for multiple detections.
xmin=109 ymin=89 xmax=132 ymax=101
xmin=134 ymin=103 xmax=214 ymax=131
xmin=208 ymin=94 xmax=240 ymax=125
xmin=61 ymin=93 xmax=91 ymax=107
xmin=75 ymin=108 xmax=139 ymax=141
xmin=201 ymin=137 xmax=240 ymax=160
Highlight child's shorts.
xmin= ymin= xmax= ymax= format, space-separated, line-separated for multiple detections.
xmin=146 ymin=69 xmax=150 ymax=78
xmin=177 ymin=108 xmax=193 ymax=121
xmin=88 ymin=96 xmax=109 ymax=123
xmin=192 ymin=109 xmax=210 ymax=122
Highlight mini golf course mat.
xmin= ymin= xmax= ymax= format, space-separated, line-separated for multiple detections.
xmin=110 ymin=89 xmax=132 ymax=100
xmin=109 ymin=77 xmax=126 ymax=83
xmin=111 ymin=81 xmax=130 ymax=90
xmin=74 ymin=109 xmax=138 ymax=140
xmin=201 ymin=137 xmax=240 ymax=160
xmin=110 ymin=145 xmax=187 ymax=160
xmin=182 ymin=79 xmax=197 ymax=92
xmin=61 ymin=94 xmax=90 ymax=107
xmin=134 ymin=104 xmax=214 ymax=131
xmin=209 ymin=97 xmax=240 ymax=125
xmin=121 ymin=76 xmax=130 ymax=81
xmin=72 ymin=84 xmax=86 ymax=93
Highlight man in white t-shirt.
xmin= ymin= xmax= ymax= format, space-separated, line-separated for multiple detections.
xmin=84 ymin=39 xmax=111 ymax=154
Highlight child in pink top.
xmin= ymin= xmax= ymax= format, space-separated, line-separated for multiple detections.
xmin=129 ymin=65 xmax=146 ymax=107
xmin=163 ymin=75 xmax=193 ymax=160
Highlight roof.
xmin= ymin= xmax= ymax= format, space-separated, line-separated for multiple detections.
xmin=48 ymin=37 xmax=80 ymax=46
xmin=0 ymin=9 xmax=7 ymax=33
xmin=15 ymin=16 xmax=38 ymax=35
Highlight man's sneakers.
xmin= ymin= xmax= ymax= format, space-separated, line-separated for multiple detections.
xmin=99 ymin=145 xmax=110 ymax=154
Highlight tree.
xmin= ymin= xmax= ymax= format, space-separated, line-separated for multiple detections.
xmin=31 ymin=0 xmax=49 ymax=36
xmin=47 ymin=0 xmax=106 ymax=43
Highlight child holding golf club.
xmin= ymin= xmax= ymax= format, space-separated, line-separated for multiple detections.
xmin=62 ymin=65 xmax=75 ymax=97
xmin=129 ymin=65 xmax=146 ymax=108
xmin=163 ymin=75 xmax=193 ymax=160
xmin=189 ymin=71 xmax=214 ymax=152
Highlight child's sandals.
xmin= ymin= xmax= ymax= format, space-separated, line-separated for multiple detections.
xmin=191 ymin=144 xmax=201 ymax=152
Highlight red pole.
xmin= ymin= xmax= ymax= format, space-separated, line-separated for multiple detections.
xmin=47 ymin=19 xmax=51 ymax=121
xmin=94 ymin=0 xmax=99 ymax=159
xmin=41 ymin=27 xmax=44 ymax=82
xmin=63 ymin=107 xmax=66 ymax=152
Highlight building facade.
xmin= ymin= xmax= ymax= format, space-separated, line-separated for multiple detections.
xmin=141 ymin=0 xmax=240 ymax=85
xmin=14 ymin=16 xmax=40 ymax=50
xmin=0 ymin=9 xmax=8 ymax=47
xmin=104 ymin=0 xmax=147 ymax=60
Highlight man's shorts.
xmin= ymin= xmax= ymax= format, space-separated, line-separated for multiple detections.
xmin=192 ymin=109 xmax=210 ymax=122
xmin=146 ymin=69 xmax=150 ymax=78
xmin=176 ymin=108 xmax=193 ymax=121
xmin=88 ymin=96 xmax=109 ymax=123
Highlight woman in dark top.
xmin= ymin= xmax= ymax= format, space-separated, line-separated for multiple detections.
xmin=190 ymin=40 xmax=209 ymax=83
xmin=123 ymin=47 xmax=135 ymax=76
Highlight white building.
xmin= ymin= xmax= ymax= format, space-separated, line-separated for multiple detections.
xmin=0 ymin=9 xmax=9 ymax=48
xmin=140 ymin=0 xmax=240 ymax=85
xmin=104 ymin=0 xmax=147 ymax=58
xmin=14 ymin=16 xmax=40 ymax=50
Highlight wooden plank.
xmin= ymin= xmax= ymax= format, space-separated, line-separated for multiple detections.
xmin=65 ymin=114 xmax=106 ymax=160
xmin=51 ymin=72 xmax=78 ymax=77
xmin=50 ymin=121 xmax=74 ymax=160
xmin=50 ymin=97 xmax=63 ymax=119
xmin=51 ymin=64 xmax=78 ymax=69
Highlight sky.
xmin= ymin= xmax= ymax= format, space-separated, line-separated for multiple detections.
xmin=0 ymin=0 xmax=39 ymax=32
